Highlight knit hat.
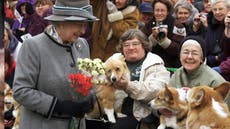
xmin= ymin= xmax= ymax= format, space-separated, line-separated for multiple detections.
xmin=45 ymin=0 xmax=98 ymax=22
xmin=180 ymin=36 xmax=206 ymax=61
xmin=139 ymin=2 xmax=153 ymax=13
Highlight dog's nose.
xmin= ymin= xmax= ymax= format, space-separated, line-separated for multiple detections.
xmin=111 ymin=77 xmax=117 ymax=82
xmin=148 ymin=103 xmax=151 ymax=107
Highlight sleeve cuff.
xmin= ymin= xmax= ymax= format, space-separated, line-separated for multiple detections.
xmin=108 ymin=11 xmax=124 ymax=23
xmin=47 ymin=97 xmax=57 ymax=119
xmin=158 ymin=38 xmax=171 ymax=49
xmin=148 ymin=34 xmax=158 ymax=47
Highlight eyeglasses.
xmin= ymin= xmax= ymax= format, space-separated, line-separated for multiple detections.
xmin=123 ymin=41 xmax=141 ymax=48
xmin=181 ymin=50 xmax=201 ymax=57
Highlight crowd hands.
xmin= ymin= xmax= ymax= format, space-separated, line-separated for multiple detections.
xmin=3 ymin=0 xmax=230 ymax=129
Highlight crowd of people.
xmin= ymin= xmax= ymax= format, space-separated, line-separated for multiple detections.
xmin=2 ymin=0 xmax=230 ymax=129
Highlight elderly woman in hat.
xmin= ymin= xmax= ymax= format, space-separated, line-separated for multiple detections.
xmin=169 ymin=35 xmax=226 ymax=89
xmin=12 ymin=0 xmax=98 ymax=129
xmin=169 ymin=35 xmax=230 ymax=107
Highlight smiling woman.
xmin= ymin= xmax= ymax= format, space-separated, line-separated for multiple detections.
xmin=180 ymin=39 xmax=204 ymax=73
xmin=168 ymin=36 xmax=230 ymax=110
xmin=54 ymin=22 xmax=88 ymax=44
xmin=174 ymin=1 xmax=193 ymax=23
xmin=112 ymin=29 xmax=170 ymax=129
xmin=12 ymin=0 xmax=99 ymax=129
xmin=205 ymin=0 xmax=230 ymax=68
xmin=169 ymin=36 xmax=228 ymax=94
xmin=141 ymin=0 xmax=186 ymax=69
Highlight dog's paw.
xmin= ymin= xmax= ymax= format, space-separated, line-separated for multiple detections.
xmin=116 ymin=113 xmax=127 ymax=118
xmin=157 ymin=124 xmax=166 ymax=129
xmin=200 ymin=125 xmax=211 ymax=129
xmin=104 ymin=108 xmax=116 ymax=123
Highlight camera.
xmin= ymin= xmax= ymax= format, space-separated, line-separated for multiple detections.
xmin=152 ymin=22 xmax=168 ymax=40
xmin=157 ymin=24 xmax=168 ymax=40
xmin=194 ymin=13 xmax=207 ymax=22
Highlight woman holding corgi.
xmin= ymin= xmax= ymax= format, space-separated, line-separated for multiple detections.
xmin=111 ymin=29 xmax=170 ymax=129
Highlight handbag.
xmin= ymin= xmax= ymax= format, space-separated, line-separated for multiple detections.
xmin=85 ymin=96 xmax=111 ymax=129
xmin=86 ymin=118 xmax=111 ymax=129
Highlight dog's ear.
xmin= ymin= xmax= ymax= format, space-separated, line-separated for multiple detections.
xmin=214 ymin=82 xmax=230 ymax=100
xmin=110 ymin=53 xmax=125 ymax=61
xmin=119 ymin=54 xmax=126 ymax=62
xmin=164 ymin=86 xmax=174 ymax=103
xmin=193 ymin=88 xmax=205 ymax=106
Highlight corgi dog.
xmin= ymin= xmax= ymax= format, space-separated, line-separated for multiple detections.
xmin=186 ymin=82 xmax=230 ymax=129
xmin=4 ymin=83 xmax=14 ymax=113
xmin=149 ymin=86 xmax=189 ymax=129
xmin=4 ymin=83 xmax=21 ymax=129
xmin=87 ymin=53 xmax=130 ymax=123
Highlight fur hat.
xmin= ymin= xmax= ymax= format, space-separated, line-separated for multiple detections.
xmin=45 ymin=0 xmax=98 ymax=22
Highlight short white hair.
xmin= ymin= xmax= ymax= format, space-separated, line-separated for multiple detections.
xmin=211 ymin=0 xmax=230 ymax=9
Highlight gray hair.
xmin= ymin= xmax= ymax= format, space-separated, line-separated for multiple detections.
xmin=211 ymin=0 xmax=230 ymax=9
xmin=116 ymin=29 xmax=152 ymax=53
xmin=174 ymin=1 xmax=193 ymax=16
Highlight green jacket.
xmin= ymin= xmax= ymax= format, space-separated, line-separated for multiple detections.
xmin=169 ymin=63 xmax=230 ymax=108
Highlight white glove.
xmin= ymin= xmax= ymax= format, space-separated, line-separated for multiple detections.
xmin=106 ymin=0 xmax=118 ymax=13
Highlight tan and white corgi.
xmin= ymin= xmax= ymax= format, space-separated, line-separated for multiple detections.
xmin=87 ymin=53 xmax=130 ymax=123
xmin=149 ymin=86 xmax=188 ymax=129
xmin=186 ymin=82 xmax=230 ymax=129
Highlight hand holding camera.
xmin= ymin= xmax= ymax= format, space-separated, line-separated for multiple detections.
xmin=152 ymin=23 xmax=168 ymax=41
xmin=193 ymin=13 xmax=207 ymax=31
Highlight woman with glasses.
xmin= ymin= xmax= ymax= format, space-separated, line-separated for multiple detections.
xmin=169 ymin=35 xmax=228 ymax=93
xmin=110 ymin=29 xmax=170 ymax=129
xmin=169 ymin=35 xmax=225 ymax=86
xmin=159 ymin=35 xmax=230 ymax=125
xmin=142 ymin=0 xmax=186 ymax=70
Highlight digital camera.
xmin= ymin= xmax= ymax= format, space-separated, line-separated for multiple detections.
xmin=156 ymin=24 xmax=168 ymax=40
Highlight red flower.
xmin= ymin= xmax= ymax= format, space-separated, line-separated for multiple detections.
xmin=68 ymin=73 xmax=93 ymax=96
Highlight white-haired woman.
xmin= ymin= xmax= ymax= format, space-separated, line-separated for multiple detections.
xmin=12 ymin=0 xmax=98 ymax=129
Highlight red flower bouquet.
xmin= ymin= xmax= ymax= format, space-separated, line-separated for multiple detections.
xmin=68 ymin=73 xmax=93 ymax=97
xmin=68 ymin=58 xmax=106 ymax=98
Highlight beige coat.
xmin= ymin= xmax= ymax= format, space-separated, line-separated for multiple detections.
xmin=125 ymin=52 xmax=170 ymax=121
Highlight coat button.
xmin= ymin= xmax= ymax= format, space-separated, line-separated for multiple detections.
xmin=66 ymin=47 xmax=71 ymax=52
xmin=70 ymin=63 xmax=75 ymax=67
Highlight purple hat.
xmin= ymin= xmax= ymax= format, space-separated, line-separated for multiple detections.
xmin=139 ymin=2 xmax=153 ymax=13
